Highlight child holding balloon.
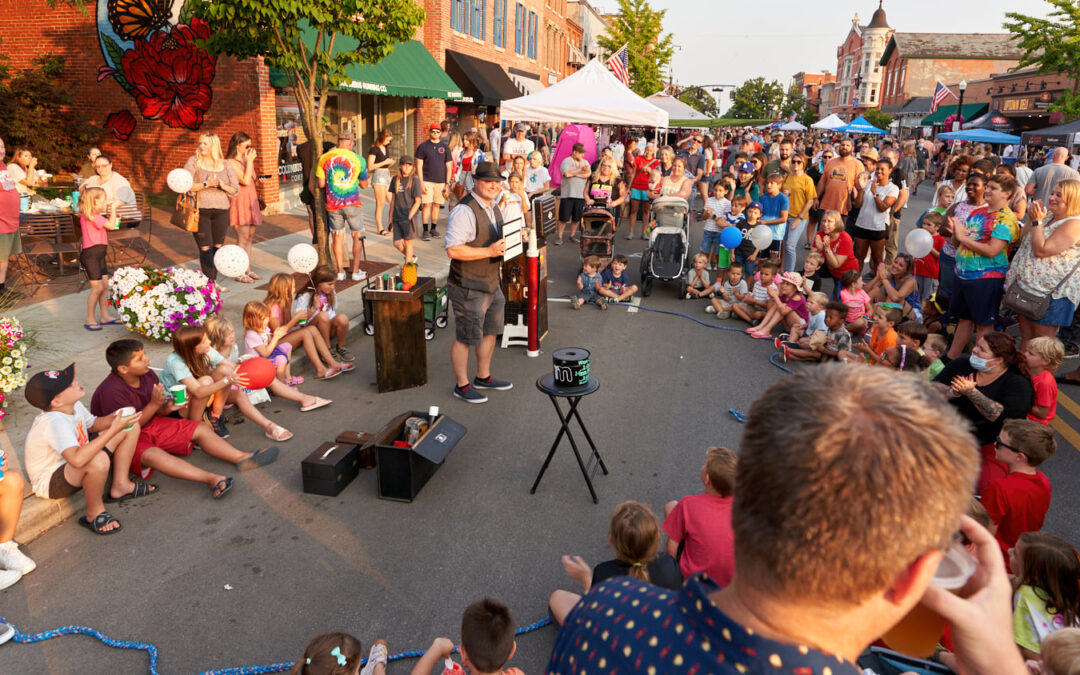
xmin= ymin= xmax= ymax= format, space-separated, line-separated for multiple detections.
xmin=700 ymin=181 xmax=731 ymax=270
xmin=243 ymin=301 xmax=297 ymax=385
xmin=204 ymin=315 xmax=331 ymax=420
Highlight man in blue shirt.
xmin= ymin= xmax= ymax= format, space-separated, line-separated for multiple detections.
xmin=547 ymin=365 xmax=1025 ymax=675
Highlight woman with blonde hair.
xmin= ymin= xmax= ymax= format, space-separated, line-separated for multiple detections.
xmin=184 ymin=132 xmax=239 ymax=285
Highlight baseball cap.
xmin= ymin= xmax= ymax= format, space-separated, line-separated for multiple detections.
xmin=429 ymin=123 xmax=442 ymax=132
xmin=513 ymin=122 xmax=529 ymax=132
xmin=337 ymin=129 xmax=355 ymax=141
xmin=738 ymin=161 xmax=755 ymax=173
xmin=26 ymin=363 xmax=75 ymax=411
xmin=399 ymin=155 xmax=414 ymax=165
xmin=747 ymin=201 xmax=763 ymax=212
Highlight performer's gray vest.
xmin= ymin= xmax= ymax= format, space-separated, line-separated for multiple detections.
xmin=448 ymin=194 xmax=504 ymax=294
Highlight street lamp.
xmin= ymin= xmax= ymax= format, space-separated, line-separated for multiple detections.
xmin=954 ymin=79 xmax=967 ymax=132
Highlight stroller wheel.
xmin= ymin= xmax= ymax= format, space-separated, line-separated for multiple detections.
xmin=642 ymin=276 xmax=654 ymax=297
xmin=679 ymin=280 xmax=688 ymax=299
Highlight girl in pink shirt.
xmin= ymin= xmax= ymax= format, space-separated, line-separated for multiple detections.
xmin=78 ymin=187 xmax=120 ymax=330
xmin=839 ymin=269 xmax=873 ymax=337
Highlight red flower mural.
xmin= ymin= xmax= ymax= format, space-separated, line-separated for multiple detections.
xmin=120 ymin=19 xmax=217 ymax=130
xmin=104 ymin=110 xmax=137 ymax=140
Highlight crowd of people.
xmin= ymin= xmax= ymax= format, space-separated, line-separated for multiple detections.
xmin=5 ymin=120 xmax=1080 ymax=673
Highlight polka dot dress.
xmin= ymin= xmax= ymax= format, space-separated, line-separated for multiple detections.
xmin=546 ymin=574 xmax=859 ymax=675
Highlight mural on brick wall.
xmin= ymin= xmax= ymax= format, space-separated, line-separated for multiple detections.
xmin=95 ymin=0 xmax=217 ymax=139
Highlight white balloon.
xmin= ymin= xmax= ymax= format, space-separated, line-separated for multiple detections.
xmin=287 ymin=243 xmax=319 ymax=274
xmin=750 ymin=224 xmax=773 ymax=251
xmin=213 ymin=245 xmax=249 ymax=278
xmin=167 ymin=168 xmax=194 ymax=194
xmin=905 ymin=228 xmax=934 ymax=259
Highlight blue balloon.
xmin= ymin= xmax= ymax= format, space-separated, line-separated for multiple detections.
xmin=720 ymin=226 xmax=743 ymax=250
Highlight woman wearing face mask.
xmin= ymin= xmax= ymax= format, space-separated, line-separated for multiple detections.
xmin=933 ymin=331 xmax=1033 ymax=494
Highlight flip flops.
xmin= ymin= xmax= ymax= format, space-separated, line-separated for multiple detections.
xmin=315 ymin=367 xmax=343 ymax=380
xmin=235 ymin=446 xmax=280 ymax=472
xmin=300 ymin=397 xmax=332 ymax=413
xmin=284 ymin=376 xmax=304 ymax=386
xmin=104 ymin=481 xmax=158 ymax=503
xmin=102 ymin=318 xmax=122 ymax=325
xmin=211 ymin=477 xmax=234 ymax=499
xmin=78 ymin=511 xmax=122 ymax=535
xmin=264 ymin=423 xmax=294 ymax=441
xmin=83 ymin=323 xmax=102 ymax=331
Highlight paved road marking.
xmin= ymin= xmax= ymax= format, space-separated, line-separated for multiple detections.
xmin=627 ymin=296 xmax=640 ymax=314
xmin=1057 ymin=389 xmax=1080 ymax=421
xmin=1052 ymin=416 xmax=1080 ymax=453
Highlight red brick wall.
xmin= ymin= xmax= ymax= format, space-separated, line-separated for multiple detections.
xmin=0 ymin=0 xmax=279 ymax=205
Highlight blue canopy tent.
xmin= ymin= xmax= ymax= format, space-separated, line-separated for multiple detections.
xmin=937 ymin=129 xmax=1021 ymax=144
xmin=839 ymin=115 xmax=887 ymax=135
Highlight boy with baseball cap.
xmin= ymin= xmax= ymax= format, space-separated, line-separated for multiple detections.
xmin=24 ymin=364 xmax=156 ymax=534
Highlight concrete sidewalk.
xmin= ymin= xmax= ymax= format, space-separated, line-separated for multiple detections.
xmin=6 ymin=195 xmax=453 ymax=544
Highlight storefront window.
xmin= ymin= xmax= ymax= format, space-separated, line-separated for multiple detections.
xmin=276 ymin=94 xmax=305 ymax=186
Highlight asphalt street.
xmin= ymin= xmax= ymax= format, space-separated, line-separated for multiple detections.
xmin=4 ymin=183 xmax=1080 ymax=674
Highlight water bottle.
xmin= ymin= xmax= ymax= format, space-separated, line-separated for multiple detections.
xmin=19 ymin=194 xmax=28 ymax=212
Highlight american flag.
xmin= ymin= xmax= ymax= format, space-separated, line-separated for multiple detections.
xmin=930 ymin=81 xmax=955 ymax=114
xmin=607 ymin=44 xmax=629 ymax=86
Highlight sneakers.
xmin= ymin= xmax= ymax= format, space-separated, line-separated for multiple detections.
xmin=625 ymin=233 xmax=635 ymax=240
xmin=429 ymin=228 xmax=441 ymax=238
xmin=705 ymin=305 xmax=717 ymax=314
xmin=685 ymin=292 xmax=692 ymax=300
xmin=597 ymin=299 xmax=608 ymax=310
xmin=335 ymin=345 xmax=355 ymax=362
xmin=570 ymin=234 xmax=580 ymax=243
xmin=210 ymin=415 xmax=230 ymax=439
xmin=0 ymin=569 xmax=21 ymax=592
xmin=473 ymin=375 xmax=513 ymax=390
xmin=554 ymin=237 xmax=563 ymax=246
xmin=422 ymin=230 xmax=431 ymax=241
xmin=716 ymin=311 xmax=731 ymax=319
xmin=351 ymin=270 xmax=367 ymax=282
xmin=571 ymin=299 xmax=580 ymax=310
xmin=336 ymin=271 xmax=347 ymax=281
xmin=453 ymin=383 xmax=488 ymax=403
xmin=0 ymin=541 xmax=36 ymax=576
xmin=0 ymin=622 xmax=13 ymax=645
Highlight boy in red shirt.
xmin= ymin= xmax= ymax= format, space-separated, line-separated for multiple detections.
xmin=982 ymin=419 xmax=1055 ymax=560
xmin=1025 ymin=336 xmax=1064 ymax=425
xmin=913 ymin=211 xmax=945 ymax=304
xmin=662 ymin=446 xmax=736 ymax=586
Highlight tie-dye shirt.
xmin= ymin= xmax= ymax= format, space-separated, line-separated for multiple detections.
xmin=955 ymin=206 xmax=1017 ymax=281
xmin=316 ymin=148 xmax=368 ymax=211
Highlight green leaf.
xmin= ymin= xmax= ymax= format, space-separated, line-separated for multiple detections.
xmin=100 ymin=34 xmax=134 ymax=92
xmin=178 ymin=0 xmax=195 ymax=24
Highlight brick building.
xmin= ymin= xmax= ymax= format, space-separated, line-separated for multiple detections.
xmin=830 ymin=3 xmax=893 ymax=120
xmin=878 ymin=33 xmax=1022 ymax=110
xmin=790 ymin=71 xmax=835 ymax=113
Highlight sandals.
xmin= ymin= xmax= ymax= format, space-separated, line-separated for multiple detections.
xmin=211 ymin=477 xmax=234 ymax=499
xmin=264 ymin=423 xmax=294 ymax=441
xmin=78 ymin=511 xmax=122 ymax=535
xmin=102 ymin=318 xmax=122 ymax=325
xmin=338 ymin=362 xmax=355 ymax=373
xmin=235 ymin=446 xmax=280 ymax=472
xmin=83 ymin=323 xmax=102 ymax=331
xmin=300 ymin=397 xmax=332 ymax=413
xmin=284 ymin=376 xmax=305 ymax=386
xmin=359 ymin=640 xmax=389 ymax=675
xmin=315 ymin=367 xmax=343 ymax=380
xmin=104 ymin=481 xmax=159 ymax=503
xmin=749 ymin=330 xmax=773 ymax=339
xmin=235 ymin=274 xmax=256 ymax=284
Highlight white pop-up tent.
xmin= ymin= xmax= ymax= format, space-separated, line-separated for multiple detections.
xmin=811 ymin=113 xmax=846 ymax=130
xmin=499 ymin=59 xmax=669 ymax=127
xmin=779 ymin=120 xmax=807 ymax=131
xmin=645 ymin=93 xmax=710 ymax=126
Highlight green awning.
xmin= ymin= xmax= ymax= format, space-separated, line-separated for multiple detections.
xmin=269 ymin=34 xmax=462 ymax=101
xmin=921 ymin=102 xmax=988 ymax=127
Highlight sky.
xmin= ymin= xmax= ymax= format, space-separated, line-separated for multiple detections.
xmin=601 ymin=0 xmax=1052 ymax=115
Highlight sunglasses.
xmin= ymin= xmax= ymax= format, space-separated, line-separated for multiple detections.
xmin=995 ymin=437 xmax=1030 ymax=460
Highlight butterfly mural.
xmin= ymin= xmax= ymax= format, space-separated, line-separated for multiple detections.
xmin=96 ymin=0 xmax=217 ymax=133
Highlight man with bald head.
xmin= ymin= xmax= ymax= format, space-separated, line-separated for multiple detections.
xmin=1026 ymin=147 xmax=1080 ymax=207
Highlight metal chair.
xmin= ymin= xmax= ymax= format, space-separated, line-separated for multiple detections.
xmin=19 ymin=213 xmax=85 ymax=290
xmin=107 ymin=192 xmax=153 ymax=267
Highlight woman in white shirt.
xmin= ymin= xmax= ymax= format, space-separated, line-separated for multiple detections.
xmin=6 ymin=148 xmax=39 ymax=194
xmin=850 ymin=158 xmax=900 ymax=276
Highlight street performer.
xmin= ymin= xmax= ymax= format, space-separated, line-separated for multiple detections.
xmin=445 ymin=161 xmax=514 ymax=404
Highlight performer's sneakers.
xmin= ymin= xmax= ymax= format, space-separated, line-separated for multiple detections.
xmin=453 ymin=384 xmax=488 ymax=403
xmin=472 ymin=375 xmax=513 ymax=391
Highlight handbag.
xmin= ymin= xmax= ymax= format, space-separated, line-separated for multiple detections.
xmin=170 ymin=192 xmax=199 ymax=232
xmin=1003 ymin=254 xmax=1080 ymax=321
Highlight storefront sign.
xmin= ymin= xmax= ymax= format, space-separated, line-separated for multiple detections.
xmin=1002 ymin=97 xmax=1031 ymax=112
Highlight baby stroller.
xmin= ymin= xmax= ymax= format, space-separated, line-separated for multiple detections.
xmin=579 ymin=208 xmax=616 ymax=263
xmin=639 ymin=196 xmax=690 ymax=297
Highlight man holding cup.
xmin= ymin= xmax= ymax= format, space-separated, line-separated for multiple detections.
xmin=548 ymin=365 xmax=1026 ymax=674
xmin=444 ymin=161 xmax=512 ymax=404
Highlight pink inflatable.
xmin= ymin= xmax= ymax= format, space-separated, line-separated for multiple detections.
xmin=548 ymin=124 xmax=597 ymax=188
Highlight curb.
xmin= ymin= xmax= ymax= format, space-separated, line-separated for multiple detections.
xmin=15 ymin=265 xmax=451 ymax=546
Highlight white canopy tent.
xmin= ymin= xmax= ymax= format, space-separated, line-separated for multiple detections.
xmin=779 ymin=120 xmax=807 ymax=131
xmin=499 ymin=59 xmax=669 ymax=127
xmin=811 ymin=113 xmax=846 ymax=130
xmin=645 ymin=93 xmax=711 ymax=125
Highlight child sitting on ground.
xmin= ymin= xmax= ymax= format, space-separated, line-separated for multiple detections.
xmin=598 ymin=253 xmax=638 ymax=303
xmin=779 ymin=300 xmax=850 ymax=362
xmin=23 ymin=364 xmax=147 ymax=535
xmin=839 ymin=269 xmax=873 ymax=337
xmin=1010 ymin=532 xmax=1080 ymax=660
xmin=548 ymin=500 xmax=682 ymax=625
xmin=746 ymin=271 xmax=808 ymax=339
xmin=662 ymin=447 xmax=737 ymax=586
xmin=923 ymin=333 xmax=947 ymax=380
xmin=706 ymin=261 xmax=748 ymax=319
xmin=573 ymin=255 xmax=606 ymax=310
xmin=878 ymin=344 xmax=931 ymax=372
xmin=983 ymin=419 xmax=1055 ymax=558
xmin=850 ymin=305 xmax=901 ymax=364
xmin=685 ymin=253 xmax=712 ymax=299
xmin=913 ymin=211 xmax=945 ymax=303
xmin=700 ymin=180 xmax=731 ymax=270
xmin=243 ymin=301 xmax=296 ymax=385
xmin=205 ymin=315 xmax=331 ymax=417
xmin=1026 ymin=336 xmax=1064 ymax=425
xmin=410 ymin=599 xmax=524 ymax=675
xmin=732 ymin=260 xmax=777 ymax=326
xmin=295 ymin=266 xmax=354 ymax=363
xmin=294 ymin=631 xmax=388 ymax=675
xmin=790 ymin=291 xmax=828 ymax=343
xmin=264 ymin=273 xmax=348 ymax=380
xmin=801 ymin=251 xmax=825 ymax=295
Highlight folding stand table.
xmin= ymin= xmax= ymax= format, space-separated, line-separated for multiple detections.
xmin=530 ymin=373 xmax=606 ymax=503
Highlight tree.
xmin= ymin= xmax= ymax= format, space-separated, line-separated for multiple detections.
xmin=862 ymin=108 xmax=893 ymax=131
xmin=1050 ymin=90 xmax=1080 ymax=119
xmin=780 ymin=85 xmax=819 ymax=125
xmin=597 ymin=0 xmax=673 ymax=98
xmin=1005 ymin=1 xmax=1080 ymax=92
xmin=190 ymin=0 xmax=425 ymax=262
xmin=724 ymin=78 xmax=785 ymax=120
xmin=677 ymin=88 xmax=719 ymax=118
